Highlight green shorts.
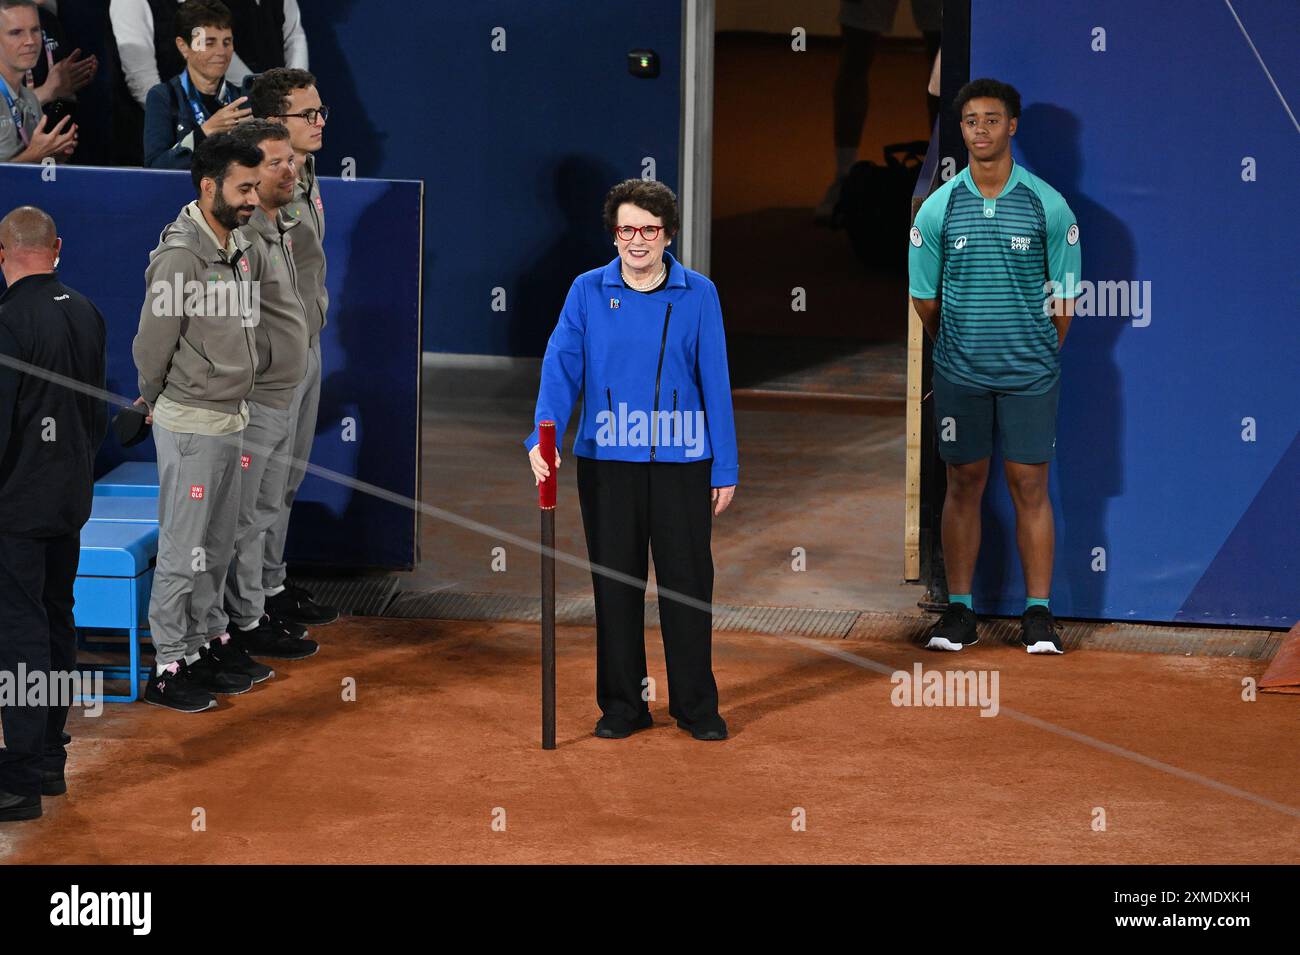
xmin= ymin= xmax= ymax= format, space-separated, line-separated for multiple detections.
xmin=932 ymin=369 xmax=1059 ymax=465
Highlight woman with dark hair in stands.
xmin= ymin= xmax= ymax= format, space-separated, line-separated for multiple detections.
xmin=524 ymin=179 xmax=739 ymax=742
xmin=141 ymin=0 xmax=250 ymax=169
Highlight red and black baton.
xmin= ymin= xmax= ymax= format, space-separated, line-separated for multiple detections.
xmin=538 ymin=420 xmax=557 ymax=750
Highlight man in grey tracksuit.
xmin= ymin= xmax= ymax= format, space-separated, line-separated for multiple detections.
xmin=210 ymin=119 xmax=320 ymax=660
xmin=247 ymin=66 xmax=338 ymax=626
xmin=132 ymin=132 xmax=270 ymax=712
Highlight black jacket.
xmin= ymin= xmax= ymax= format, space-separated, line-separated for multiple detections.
xmin=0 ymin=273 xmax=108 ymax=537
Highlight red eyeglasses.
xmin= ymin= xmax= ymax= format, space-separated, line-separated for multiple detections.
xmin=614 ymin=225 xmax=662 ymax=241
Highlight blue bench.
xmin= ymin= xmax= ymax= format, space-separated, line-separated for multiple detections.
xmin=94 ymin=461 xmax=160 ymax=497
xmin=75 ymin=521 xmax=158 ymax=703
xmin=89 ymin=496 xmax=159 ymax=524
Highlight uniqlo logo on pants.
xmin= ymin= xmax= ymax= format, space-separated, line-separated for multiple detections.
xmin=241 ymin=454 xmax=251 ymax=470
xmin=189 ymin=485 xmax=205 ymax=500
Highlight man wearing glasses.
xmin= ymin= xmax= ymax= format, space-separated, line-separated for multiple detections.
xmin=246 ymin=66 xmax=337 ymax=627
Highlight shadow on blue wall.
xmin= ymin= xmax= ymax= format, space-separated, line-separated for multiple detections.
xmin=974 ymin=103 xmax=1133 ymax=618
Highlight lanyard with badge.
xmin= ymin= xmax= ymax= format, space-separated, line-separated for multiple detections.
xmin=0 ymin=77 xmax=29 ymax=146
xmin=179 ymin=69 xmax=232 ymax=126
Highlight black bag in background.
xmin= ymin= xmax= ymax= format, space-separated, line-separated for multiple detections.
xmin=835 ymin=140 xmax=929 ymax=275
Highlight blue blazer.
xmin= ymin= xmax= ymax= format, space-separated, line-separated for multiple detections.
xmin=526 ymin=252 xmax=739 ymax=488
xmin=142 ymin=73 xmax=243 ymax=169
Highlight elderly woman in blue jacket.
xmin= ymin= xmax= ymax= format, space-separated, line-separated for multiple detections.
xmin=525 ymin=179 xmax=738 ymax=742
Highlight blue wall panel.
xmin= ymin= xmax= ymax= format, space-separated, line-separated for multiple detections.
xmin=300 ymin=0 xmax=683 ymax=356
xmin=0 ymin=164 xmax=423 ymax=570
xmin=967 ymin=0 xmax=1299 ymax=625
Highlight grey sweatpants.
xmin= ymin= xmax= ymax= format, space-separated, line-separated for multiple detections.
xmin=149 ymin=425 xmax=243 ymax=665
xmin=263 ymin=339 xmax=321 ymax=591
xmin=212 ymin=400 xmax=296 ymax=633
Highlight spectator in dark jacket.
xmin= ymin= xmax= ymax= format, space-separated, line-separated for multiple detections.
xmin=142 ymin=0 xmax=250 ymax=169
xmin=0 ymin=205 xmax=107 ymax=822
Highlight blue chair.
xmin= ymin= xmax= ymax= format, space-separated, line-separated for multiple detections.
xmin=75 ymin=521 xmax=158 ymax=703
xmin=95 ymin=461 xmax=160 ymax=497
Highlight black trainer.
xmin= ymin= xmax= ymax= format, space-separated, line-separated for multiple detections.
xmin=0 ymin=790 xmax=41 ymax=822
xmin=266 ymin=582 xmax=339 ymax=626
xmin=268 ymin=612 xmax=308 ymax=640
xmin=239 ymin=616 xmax=319 ymax=660
xmin=924 ymin=603 xmax=979 ymax=651
xmin=593 ymin=712 xmax=653 ymax=739
xmin=206 ymin=633 xmax=274 ymax=684
xmin=1020 ymin=605 xmax=1064 ymax=655
xmin=676 ymin=714 xmax=729 ymax=741
xmin=144 ymin=661 xmax=217 ymax=713
xmin=190 ymin=647 xmax=255 ymax=695
xmin=41 ymin=768 xmax=66 ymax=797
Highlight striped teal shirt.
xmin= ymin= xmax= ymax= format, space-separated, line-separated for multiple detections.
xmin=909 ymin=163 xmax=1081 ymax=395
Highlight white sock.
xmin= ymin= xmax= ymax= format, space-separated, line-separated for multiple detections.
xmin=184 ymin=652 xmax=200 ymax=665
xmin=238 ymin=620 xmax=259 ymax=632
xmin=835 ymin=146 xmax=859 ymax=178
xmin=265 ymin=585 xmax=286 ymax=597
xmin=157 ymin=660 xmax=180 ymax=675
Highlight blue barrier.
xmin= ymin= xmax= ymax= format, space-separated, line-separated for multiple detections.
xmin=969 ymin=0 xmax=1299 ymax=626
xmin=0 ymin=164 xmax=424 ymax=571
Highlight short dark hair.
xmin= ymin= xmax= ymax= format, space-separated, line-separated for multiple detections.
xmin=602 ymin=179 xmax=680 ymax=238
xmin=954 ymin=78 xmax=1022 ymax=120
xmin=229 ymin=119 xmax=291 ymax=153
xmin=0 ymin=1 xmax=40 ymax=16
xmin=191 ymin=131 xmax=263 ymax=193
xmin=175 ymin=0 xmax=232 ymax=46
xmin=247 ymin=67 xmax=317 ymax=118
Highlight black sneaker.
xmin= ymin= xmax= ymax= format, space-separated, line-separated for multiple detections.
xmin=266 ymin=583 xmax=339 ymax=626
xmin=1020 ymin=605 xmax=1064 ymax=655
xmin=190 ymin=647 xmax=255 ymax=695
xmin=268 ymin=612 xmax=308 ymax=640
xmin=206 ymin=633 xmax=274 ymax=684
xmin=41 ymin=768 xmax=66 ymax=797
xmin=0 ymin=790 xmax=41 ymax=822
xmin=924 ymin=603 xmax=979 ymax=651
xmin=676 ymin=714 xmax=729 ymax=741
xmin=593 ymin=712 xmax=653 ymax=739
xmin=144 ymin=661 xmax=218 ymax=713
xmin=240 ymin=616 xmax=319 ymax=660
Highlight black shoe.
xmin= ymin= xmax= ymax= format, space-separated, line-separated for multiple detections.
xmin=266 ymin=583 xmax=339 ymax=627
xmin=0 ymin=790 xmax=41 ymax=822
xmin=1020 ymin=605 xmax=1064 ymax=655
xmin=924 ymin=603 xmax=979 ymax=651
xmin=190 ymin=647 xmax=255 ymax=695
xmin=144 ymin=662 xmax=217 ymax=713
xmin=593 ymin=712 xmax=653 ymax=739
xmin=675 ymin=715 xmax=729 ymax=741
xmin=41 ymin=769 xmax=66 ymax=797
xmin=206 ymin=633 xmax=274 ymax=684
xmin=240 ymin=616 xmax=319 ymax=660
xmin=268 ymin=612 xmax=308 ymax=640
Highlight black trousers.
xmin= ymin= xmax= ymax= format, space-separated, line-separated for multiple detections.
xmin=0 ymin=533 xmax=80 ymax=796
xmin=576 ymin=457 xmax=719 ymax=727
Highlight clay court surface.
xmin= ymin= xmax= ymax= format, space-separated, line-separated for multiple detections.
xmin=4 ymin=617 xmax=1296 ymax=864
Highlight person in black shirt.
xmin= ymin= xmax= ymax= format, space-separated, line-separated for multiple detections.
xmin=0 ymin=205 xmax=107 ymax=823
xmin=142 ymin=0 xmax=250 ymax=169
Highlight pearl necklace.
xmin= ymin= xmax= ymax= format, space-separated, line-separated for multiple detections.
xmin=622 ymin=261 xmax=666 ymax=291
